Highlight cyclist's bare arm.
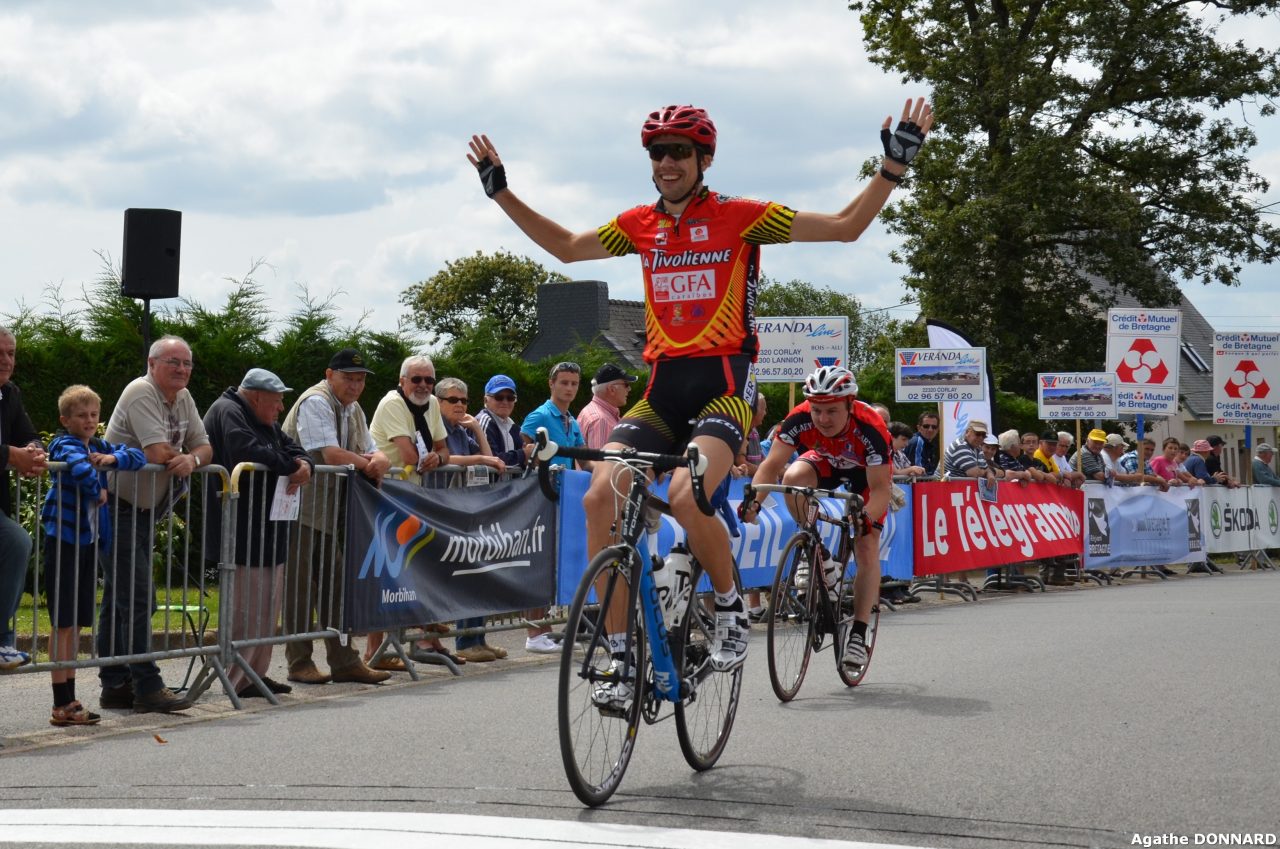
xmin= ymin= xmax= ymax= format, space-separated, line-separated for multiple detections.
xmin=468 ymin=134 xmax=612 ymax=263
xmin=791 ymin=97 xmax=933 ymax=244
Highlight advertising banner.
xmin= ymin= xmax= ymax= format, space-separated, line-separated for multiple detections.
xmin=344 ymin=475 xmax=557 ymax=632
xmin=913 ymin=481 xmax=1083 ymax=575
xmin=555 ymin=472 xmax=913 ymax=604
xmin=925 ymin=320 xmax=994 ymax=452
xmin=1212 ymin=332 xmax=1280 ymax=425
xmin=1036 ymin=372 xmax=1117 ymax=420
xmin=1105 ymin=308 xmax=1181 ymax=416
xmin=1250 ymin=486 xmax=1280 ymax=550
xmin=1081 ymin=483 xmax=1204 ymax=568
xmin=754 ymin=316 xmax=848 ymax=383
xmin=895 ymin=347 xmax=987 ymax=404
xmin=1201 ymin=485 xmax=1256 ymax=554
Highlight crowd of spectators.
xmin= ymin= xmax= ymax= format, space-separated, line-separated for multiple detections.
xmin=4 ymin=322 xmax=1280 ymax=719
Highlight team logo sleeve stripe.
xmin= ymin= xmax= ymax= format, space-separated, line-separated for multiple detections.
xmin=742 ymin=204 xmax=796 ymax=245
xmin=597 ymin=219 xmax=637 ymax=257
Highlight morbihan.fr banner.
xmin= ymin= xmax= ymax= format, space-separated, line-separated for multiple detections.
xmin=343 ymin=475 xmax=557 ymax=633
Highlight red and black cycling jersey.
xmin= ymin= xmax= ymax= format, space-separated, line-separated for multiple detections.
xmin=775 ymin=399 xmax=893 ymax=472
xmin=596 ymin=188 xmax=796 ymax=363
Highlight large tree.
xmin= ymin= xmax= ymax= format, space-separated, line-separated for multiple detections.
xmin=399 ymin=250 xmax=569 ymax=352
xmin=849 ymin=0 xmax=1280 ymax=392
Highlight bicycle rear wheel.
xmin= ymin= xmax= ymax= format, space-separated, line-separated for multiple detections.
xmin=766 ymin=532 xmax=817 ymax=702
xmin=674 ymin=560 xmax=744 ymax=771
xmin=835 ymin=569 xmax=879 ymax=687
xmin=558 ymin=546 xmax=646 ymax=807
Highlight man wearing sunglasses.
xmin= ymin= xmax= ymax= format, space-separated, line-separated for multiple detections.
xmin=469 ymin=97 xmax=932 ymax=673
xmin=370 ymin=355 xmax=450 ymax=487
xmin=905 ymin=412 xmax=940 ymax=478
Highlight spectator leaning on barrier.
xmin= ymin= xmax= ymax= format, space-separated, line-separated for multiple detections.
xmin=476 ymin=374 xmax=533 ymax=472
xmin=1185 ymin=440 xmax=1218 ymax=485
xmin=436 ymin=377 xmax=509 ymax=664
xmin=1118 ymin=437 xmax=1173 ymax=490
xmin=280 ymin=347 xmax=391 ymax=687
xmin=888 ymin=421 xmax=927 ymax=477
xmin=1205 ymin=434 xmax=1227 ymax=478
xmin=40 ymin=385 xmax=146 ymax=726
xmin=203 ymin=369 xmax=314 ymax=698
xmin=905 ymin=412 xmax=940 ymax=476
xmin=1020 ymin=431 xmax=1040 ymax=460
xmin=1032 ymin=431 xmax=1064 ymax=484
xmin=1071 ymin=428 xmax=1109 ymax=483
xmin=369 ymin=355 xmax=449 ymax=486
xmin=993 ymin=428 xmax=1036 ymax=482
xmin=97 ymin=334 xmax=212 ymax=714
xmin=521 ymin=361 xmax=589 ymax=469
xmin=578 ymin=363 xmax=637 ymax=451
xmin=1252 ymin=443 xmax=1280 ymax=486
xmin=981 ymin=432 xmax=1005 ymax=478
xmin=0 ymin=325 xmax=46 ymax=671
xmin=1151 ymin=436 xmax=1202 ymax=487
xmin=943 ymin=420 xmax=996 ymax=483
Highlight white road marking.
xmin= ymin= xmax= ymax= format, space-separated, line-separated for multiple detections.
xmin=8 ymin=808 xmax=938 ymax=848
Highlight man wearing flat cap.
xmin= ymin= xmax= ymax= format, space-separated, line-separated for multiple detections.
xmin=578 ymin=363 xmax=638 ymax=450
xmin=204 ymin=368 xmax=313 ymax=698
xmin=280 ymin=348 xmax=391 ymax=686
xmin=1252 ymin=443 xmax=1280 ymax=486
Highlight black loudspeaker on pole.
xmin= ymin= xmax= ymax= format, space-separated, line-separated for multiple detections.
xmin=121 ymin=208 xmax=182 ymax=364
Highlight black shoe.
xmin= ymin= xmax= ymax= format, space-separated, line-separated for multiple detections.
xmin=1186 ymin=563 xmax=1211 ymax=574
xmin=100 ymin=682 xmax=134 ymax=710
xmin=133 ymin=687 xmax=194 ymax=714
xmin=261 ymin=677 xmax=292 ymax=695
xmin=1157 ymin=566 xmax=1178 ymax=577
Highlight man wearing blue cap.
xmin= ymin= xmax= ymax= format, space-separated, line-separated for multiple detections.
xmin=203 ymin=368 xmax=314 ymax=698
xmin=476 ymin=374 xmax=532 ymax=471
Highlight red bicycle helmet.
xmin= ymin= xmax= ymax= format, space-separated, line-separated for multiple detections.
xmin=803 ymin=366 xmax=859 ymax=403
xmin=641 ymin=105 xmax=717 ymax=154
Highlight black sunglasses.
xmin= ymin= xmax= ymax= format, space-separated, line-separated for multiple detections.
xmin=491 ymin=393 xmax=517 ymax=402
xmin=552 ymin=361 xmax=581 ymax=376
xmin=408 ymin=375 xmax=436 ymax=385
xmin=442 ymin=396 xmax=468 ymax=405
xmin=647 ymin=142 xmax=696 ymax=162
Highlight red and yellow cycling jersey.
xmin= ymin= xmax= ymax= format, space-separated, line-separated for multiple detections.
xmin=597 ymin=188 xmax=796 ymax=363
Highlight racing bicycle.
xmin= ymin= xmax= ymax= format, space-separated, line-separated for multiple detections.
xmin=744 ymin=482 xmax=878 ymax=701
xmin=533 ymin=429 xmax=745 ymax=807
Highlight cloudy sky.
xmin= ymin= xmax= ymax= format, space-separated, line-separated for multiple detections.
xmin=2 ymin=0 xmax=1278 ymax=345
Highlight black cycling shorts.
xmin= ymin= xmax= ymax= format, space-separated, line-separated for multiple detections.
xmin=607 ymin=354 xmax=755 ymax=456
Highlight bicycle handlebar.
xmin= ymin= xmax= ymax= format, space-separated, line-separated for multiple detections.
xmin=534 ymin=428 xmax=714 ymax=515
xmin=742 ymin=482 xmax=866 ymax=517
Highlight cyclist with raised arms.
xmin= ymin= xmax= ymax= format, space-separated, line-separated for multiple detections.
xmin=467 ymin=98 xmax=931 ymax=678
xmin=740 ymin=366 xmax=892 ymax=672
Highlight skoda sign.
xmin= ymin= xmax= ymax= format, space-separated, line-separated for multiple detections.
xmin=1271 ymin=500 xmax=1279 ymax=536
xmin=1209 ymin=501 xmax=1222 ymax=539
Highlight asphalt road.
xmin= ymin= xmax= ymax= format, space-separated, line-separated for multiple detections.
xmin=3 ymin=570 xmax=1278 ymax=849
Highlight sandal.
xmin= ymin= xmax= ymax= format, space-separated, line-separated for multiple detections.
xmin=412 ymin=638 xmax=466 ymax=665
xmin=51 ymin=700 xmax=101 ymax=727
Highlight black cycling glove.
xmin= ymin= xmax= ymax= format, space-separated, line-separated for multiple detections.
xmin=475 ymin=156 xmax=508 ymax=199
xmin=881 ymin=120 xmax=925 ymax=166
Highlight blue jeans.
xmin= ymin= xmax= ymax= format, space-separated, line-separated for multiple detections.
xmin=0 ymin=511 xmax=33 ymax=647
xmin=455 ymin=616 xmax=485 ymax=650
xmin=96 ymin=499 xmax=164 ymax=695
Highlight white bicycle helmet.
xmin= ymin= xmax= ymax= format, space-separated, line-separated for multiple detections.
xmin=803 ymin=366 xmax=858 ymax=402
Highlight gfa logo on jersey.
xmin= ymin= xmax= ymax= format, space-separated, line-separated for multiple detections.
xmin=652 ymin=269 xmax=715 ymax=302
xmin=357 ymin=511 xmax=434 ymax=580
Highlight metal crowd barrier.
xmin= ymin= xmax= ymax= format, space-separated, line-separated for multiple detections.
xmin=5 ymin=463 xmax=228 ymax=692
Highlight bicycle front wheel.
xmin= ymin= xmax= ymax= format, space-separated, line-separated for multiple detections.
xmin=835 ymin=570 xmax=879 ymax=687
xmin=558 ymin=546 xmax=646 ymax=807
xmin=674 ymin=560 xmax=744 ymax=771
xmin=767 ymin=532 xmax=818 ymax=702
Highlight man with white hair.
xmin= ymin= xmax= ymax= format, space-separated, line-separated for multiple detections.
xmin=991 ymin=429 xmax=1036 ymax=481
xmin=1056 ymin=431 xmax=1086 ymax=487
xmin=370 ymin=355 xmax=449 ymax=486
xmin=1252 ymin=443 xmax=1280 ymax=486
xmin=98 ymin=334 xmax=212 ymax=713
xmin=577 ymin=363 xmax=637 ymax=450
